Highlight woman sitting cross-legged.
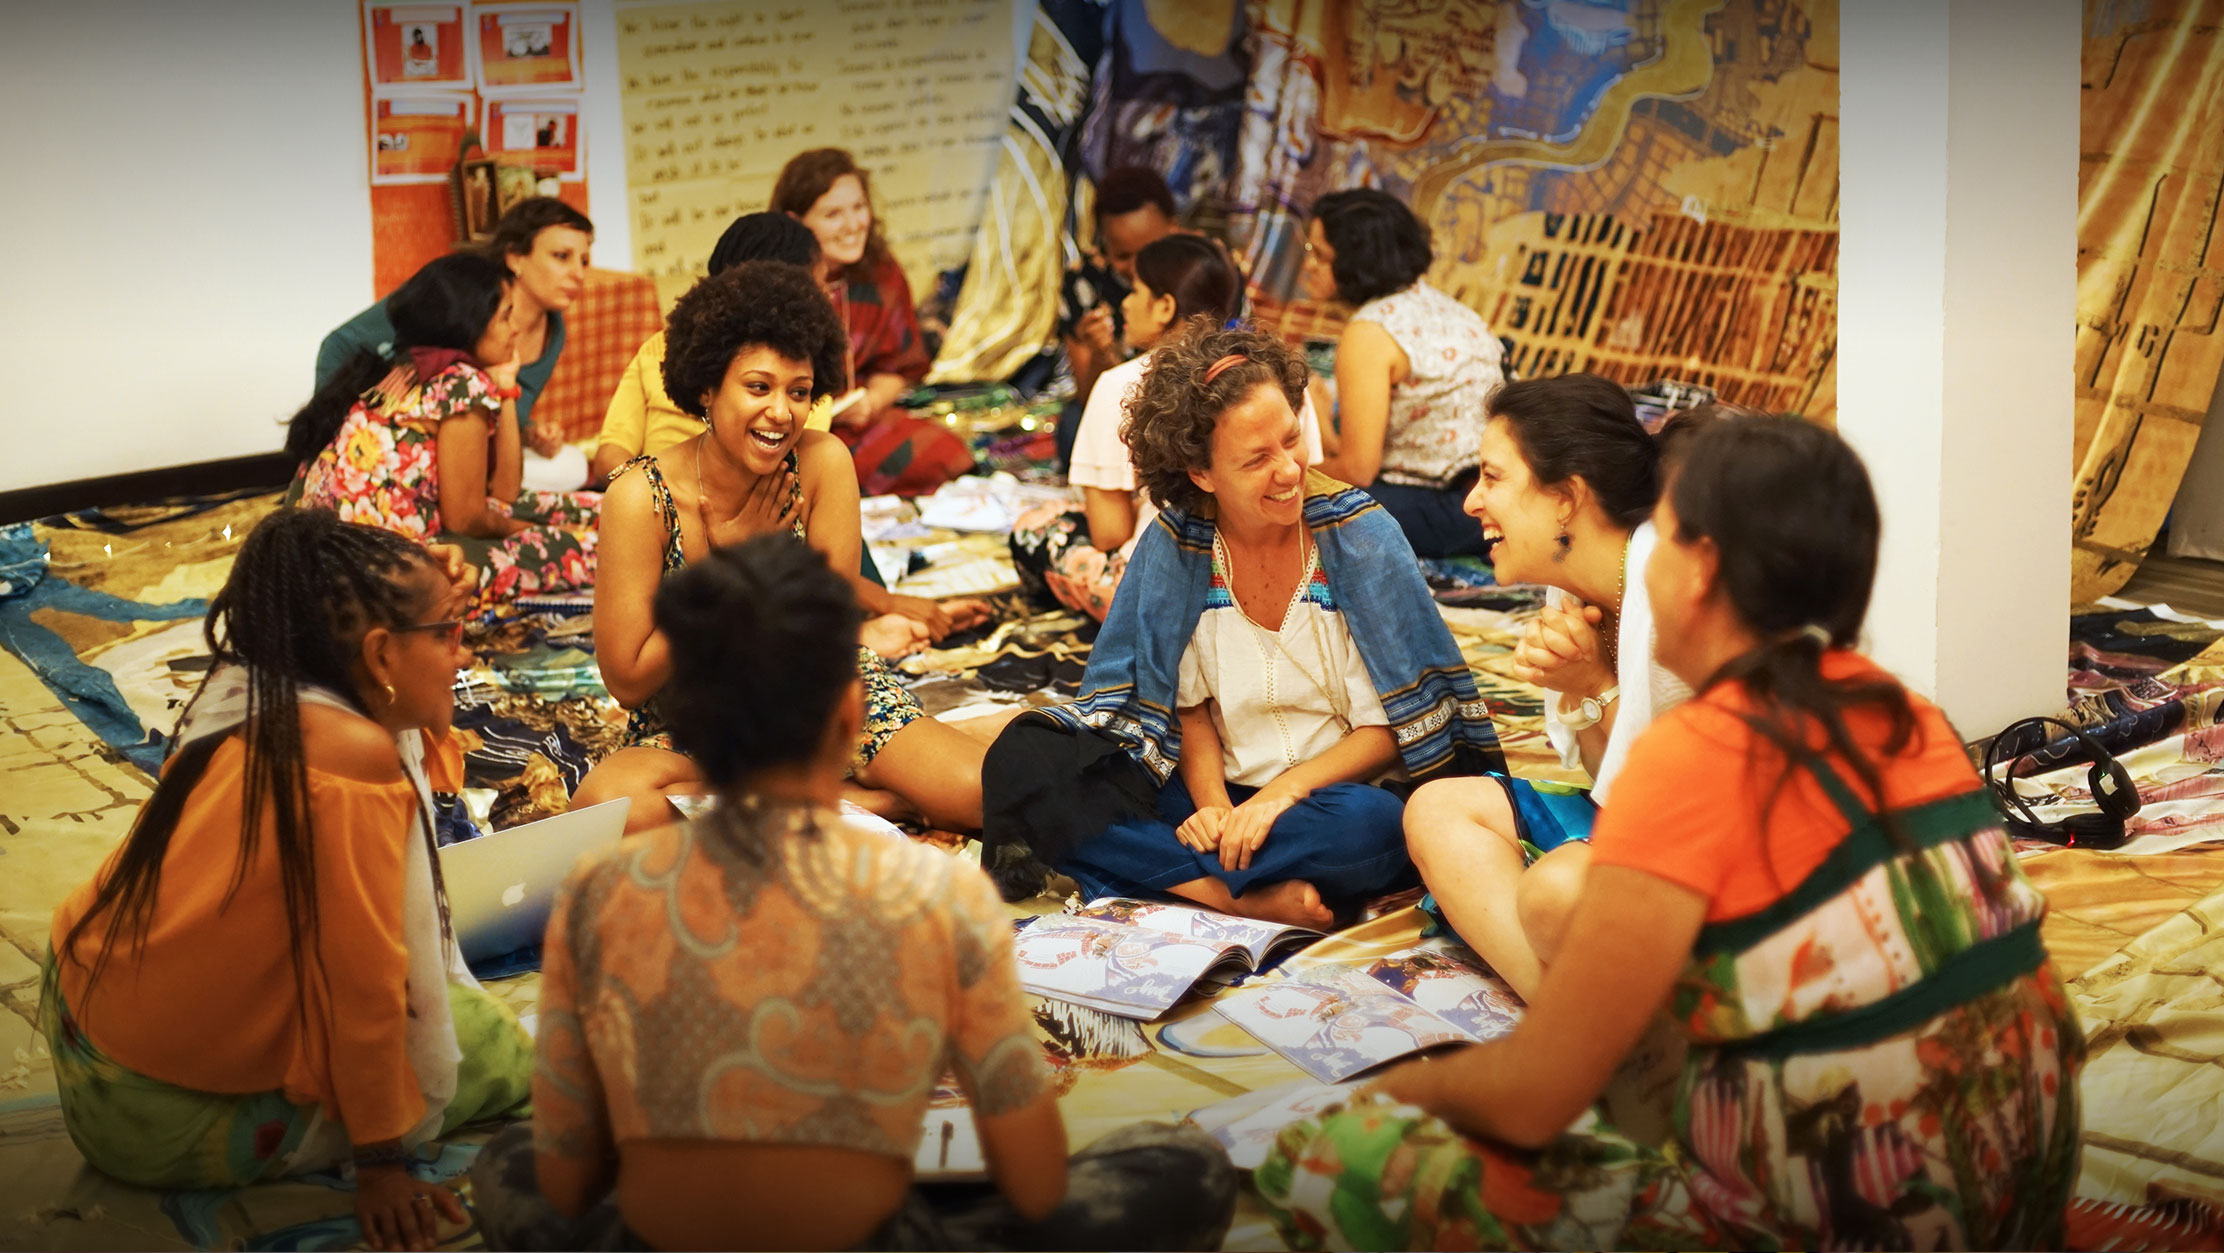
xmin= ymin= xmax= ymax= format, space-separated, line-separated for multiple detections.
xmin=1009 ymin=233 xmax=1323 ymax=621
xmin=981 ymin=327 xmax=1504 ymax=924
xmin=41 ymin=508 xmax=533 ymax=1253
xmin=292 ymin=251 xmax=600 ymax=604
xmin=1258 ymin=415 xmax=2085 ymax=1251
xmin=1405 ymin=379 xmax=1724 ymax=999
xmin=571 ymin=259 xmax=991 ymax=833
xmin=469 ymin=534 xmax=1239 ymax=1251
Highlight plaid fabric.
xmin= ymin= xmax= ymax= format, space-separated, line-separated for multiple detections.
xmin=536 ymin=268 xmax=664 ymax=444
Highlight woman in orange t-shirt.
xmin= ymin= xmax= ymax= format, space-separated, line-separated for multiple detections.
xmin=41 ymin=509 xmax=533 ymax=1252
xmin=1258 ymin=415 xmax=2084 ymax=1250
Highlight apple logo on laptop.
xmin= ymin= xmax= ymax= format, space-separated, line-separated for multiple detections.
xmin=502 ymin=883 xmax=527 ymax=908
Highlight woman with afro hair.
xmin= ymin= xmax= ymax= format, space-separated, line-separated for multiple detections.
xmin=572 ymin=260 xmax=991 ymax=832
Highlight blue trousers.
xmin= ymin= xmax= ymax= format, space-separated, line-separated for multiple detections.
xmin=1059 ymin=774 xmax=1412 ymax=904
xmin=1365 ymin=473 xmax=1489 ymax=559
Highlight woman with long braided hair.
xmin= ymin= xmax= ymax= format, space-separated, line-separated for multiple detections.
xmin=40 ymin=508 xmax=534 ymax=1252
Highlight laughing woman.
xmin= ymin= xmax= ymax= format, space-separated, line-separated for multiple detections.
xmin=572 ymin=260 xmax=989 ymax=833
xmin=982 ymin=328 xmax=1502 ymax=923
xmin=1258 ymin=414 xmax=2084 ymax=1251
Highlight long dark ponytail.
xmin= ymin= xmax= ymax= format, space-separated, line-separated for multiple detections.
xmin=1668 ymin=415 xmax=1918 ymax=842
xmin=286 ymin=252 xmax=514 ymax=466
xmin=62 ymin=508 xmax=448 ymax=1013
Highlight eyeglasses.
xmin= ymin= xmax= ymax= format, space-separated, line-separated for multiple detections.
xmin=396 ymin=618 xmax=467 ymax=647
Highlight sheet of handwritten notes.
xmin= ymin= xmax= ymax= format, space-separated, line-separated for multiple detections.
xmin=614 ymin=0 xmax=1017 ymax=305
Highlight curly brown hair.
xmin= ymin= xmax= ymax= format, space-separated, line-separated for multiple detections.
xmin=661 ymin=260 xmax=848 ymax=417
xmin=1123 ymin=327 xmax=1310 ymax=514
xmin=769 ymin=148 xmax=893 ymax=278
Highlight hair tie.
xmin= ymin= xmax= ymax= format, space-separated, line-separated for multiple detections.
xmin=1799 ymin=623 xmax=1833 ymax=648
xmin=1202 ymin=353 xmax=1247 ymax=385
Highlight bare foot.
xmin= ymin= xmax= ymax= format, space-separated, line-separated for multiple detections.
xmin=862 ymin=613 xmax=931 ymax=659
xmin=1227 ymin=880 xmax=1333 ymax=930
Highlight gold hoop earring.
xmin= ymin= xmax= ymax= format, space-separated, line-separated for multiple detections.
xmin=382 ymin=682 xmax=398 ymax=705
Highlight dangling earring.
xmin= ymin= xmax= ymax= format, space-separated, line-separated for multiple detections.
xmin=1553 ymin=531 xmax=1572 ymax=562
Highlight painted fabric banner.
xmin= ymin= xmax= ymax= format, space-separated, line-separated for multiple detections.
xmin=2071 ymin=0 xmax=2224 ymax=601
xmin=936 ymin=1 xmax=1841 ymax=423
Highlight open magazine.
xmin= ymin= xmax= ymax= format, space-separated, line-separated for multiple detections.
xmin=1212 ymin=942 xmax=1524 ymax=1082
xmin=1012 ymin=898 xmax=1327 ymax=1020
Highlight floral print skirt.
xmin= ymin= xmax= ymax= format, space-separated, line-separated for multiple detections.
xmin=623 ymin=644 xmax=922 ymax=777
xmin=450 ymin=489 xmax=601 ymax=607
xmin=1256 ymin=971 xmax=2081 ymax=1251
xmin=1008 ymin=504 xmax=1126 ymax=622
xmin=37 ymin=951 xmax=534 ymax=1190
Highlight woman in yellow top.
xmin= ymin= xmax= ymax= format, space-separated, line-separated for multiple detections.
xmin=41 ymin=509 xmax=534 ymax=1253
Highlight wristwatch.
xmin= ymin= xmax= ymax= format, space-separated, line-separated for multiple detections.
xmin=1558 ymin=685 xmax=1620 ymax=731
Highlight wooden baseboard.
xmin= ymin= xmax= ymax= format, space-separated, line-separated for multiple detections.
xmin=0 ymin=453 xmax=295 ymax=525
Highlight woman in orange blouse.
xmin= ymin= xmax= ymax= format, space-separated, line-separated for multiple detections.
xmin=41 ymin=509 xmax=533 ymax=1253
xmin=470 ymin=534 xmax=1237 ymax=1251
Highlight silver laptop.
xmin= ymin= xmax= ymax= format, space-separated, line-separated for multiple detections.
xmin=440 ymin=797 xmax=630 ymax=963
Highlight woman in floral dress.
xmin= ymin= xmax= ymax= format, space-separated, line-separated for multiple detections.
xmin=290 ymin=251 xmax=598 ymax=605
xmin=572 ymin=259 xmax=990 ymax=834
xmin=1257 ymin=415 xmax=2083 ymax=1250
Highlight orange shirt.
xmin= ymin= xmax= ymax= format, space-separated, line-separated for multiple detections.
xmin=50 ymin=735 xmax=427 ymax=1146
xmin=1590 ymin=651 xmax=1980 ymax=922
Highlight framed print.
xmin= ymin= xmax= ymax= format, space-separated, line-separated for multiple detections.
xmin=458 ymin=157 xmax=501 ymax=239
xmin=471 ymin=3 xmax=581 ymax=93
xmin=365 ymin=2 xmax=472 ymax=91
xmin=372 ymin=93 xmax=474 ymax=185
xmin=483 ymin=97 xmax=582 ymax=180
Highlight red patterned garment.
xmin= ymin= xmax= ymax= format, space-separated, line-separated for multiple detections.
xmin=535 ymin=268 xmax=663 ymax=444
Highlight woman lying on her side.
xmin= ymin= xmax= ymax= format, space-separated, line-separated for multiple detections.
xmin=1258 ymin=415 xmax=2085 ymax=1251
xmin=571 ymin=260 xmax=989 ymax=833
xmin=292 ymin=251 xmax=600 ymax=605
xmin=42 ymin=508 xmax=533 ymax=1253
xmin=470 ymin=534 xmax=1238 ymax=1251
xmin=981 ymin=328 xmax=1503 ymax=923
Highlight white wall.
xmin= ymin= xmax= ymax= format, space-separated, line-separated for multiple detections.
xmin=1839 ymin=0 xmax=2078 ymax=736
xmin=0 ymin=1 xmax=373 ymax=492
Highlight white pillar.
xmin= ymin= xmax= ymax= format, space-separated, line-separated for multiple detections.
xmin=1837 ymin=0 xmax=2078 ymax=737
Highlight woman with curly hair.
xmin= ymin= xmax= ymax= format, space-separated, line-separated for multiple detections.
xmin=979 ymin=328 xmax=1504 ymax=924
xmin=1304 ymin=188 xmax=1506 ymax=558
xmin=773 ymin=147 xmax=976 ymax=495
xmin=1008 ymin=234 xmax=1322 ymax=621
xmin=572 ymin=260 xmax=990 ymax=833
xmin=291 ymin=250 xmax=600 ymax=604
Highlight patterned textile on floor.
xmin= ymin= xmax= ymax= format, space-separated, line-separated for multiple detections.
xmin=2069 ymin=884 xmax=2224 ymax=1213
xmin=532 ymin=267 xmax=664 ymax=444
xmin=1995 ymin=632 xmax=2224 ymax=857
xmin=2 ymin=493 xmax=276 ymax=772
xmin=2066 ymin=1196 xmax=2224 ymax=1252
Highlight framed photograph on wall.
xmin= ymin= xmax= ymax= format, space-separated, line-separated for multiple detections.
xmin=457 ymin=157 xmax=501 ymax=240
xmin=365 ymin=2 xmax=473 ymax=91
xmin=483 ymin=97 xmax=582 ymax=180
xmin=373 ymin=93 xmax=475 ymax=185
xmin=494 ymin=163 xmax=544 ymax=218
xmin=471 ymin=2 xmax=580 ymax=94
